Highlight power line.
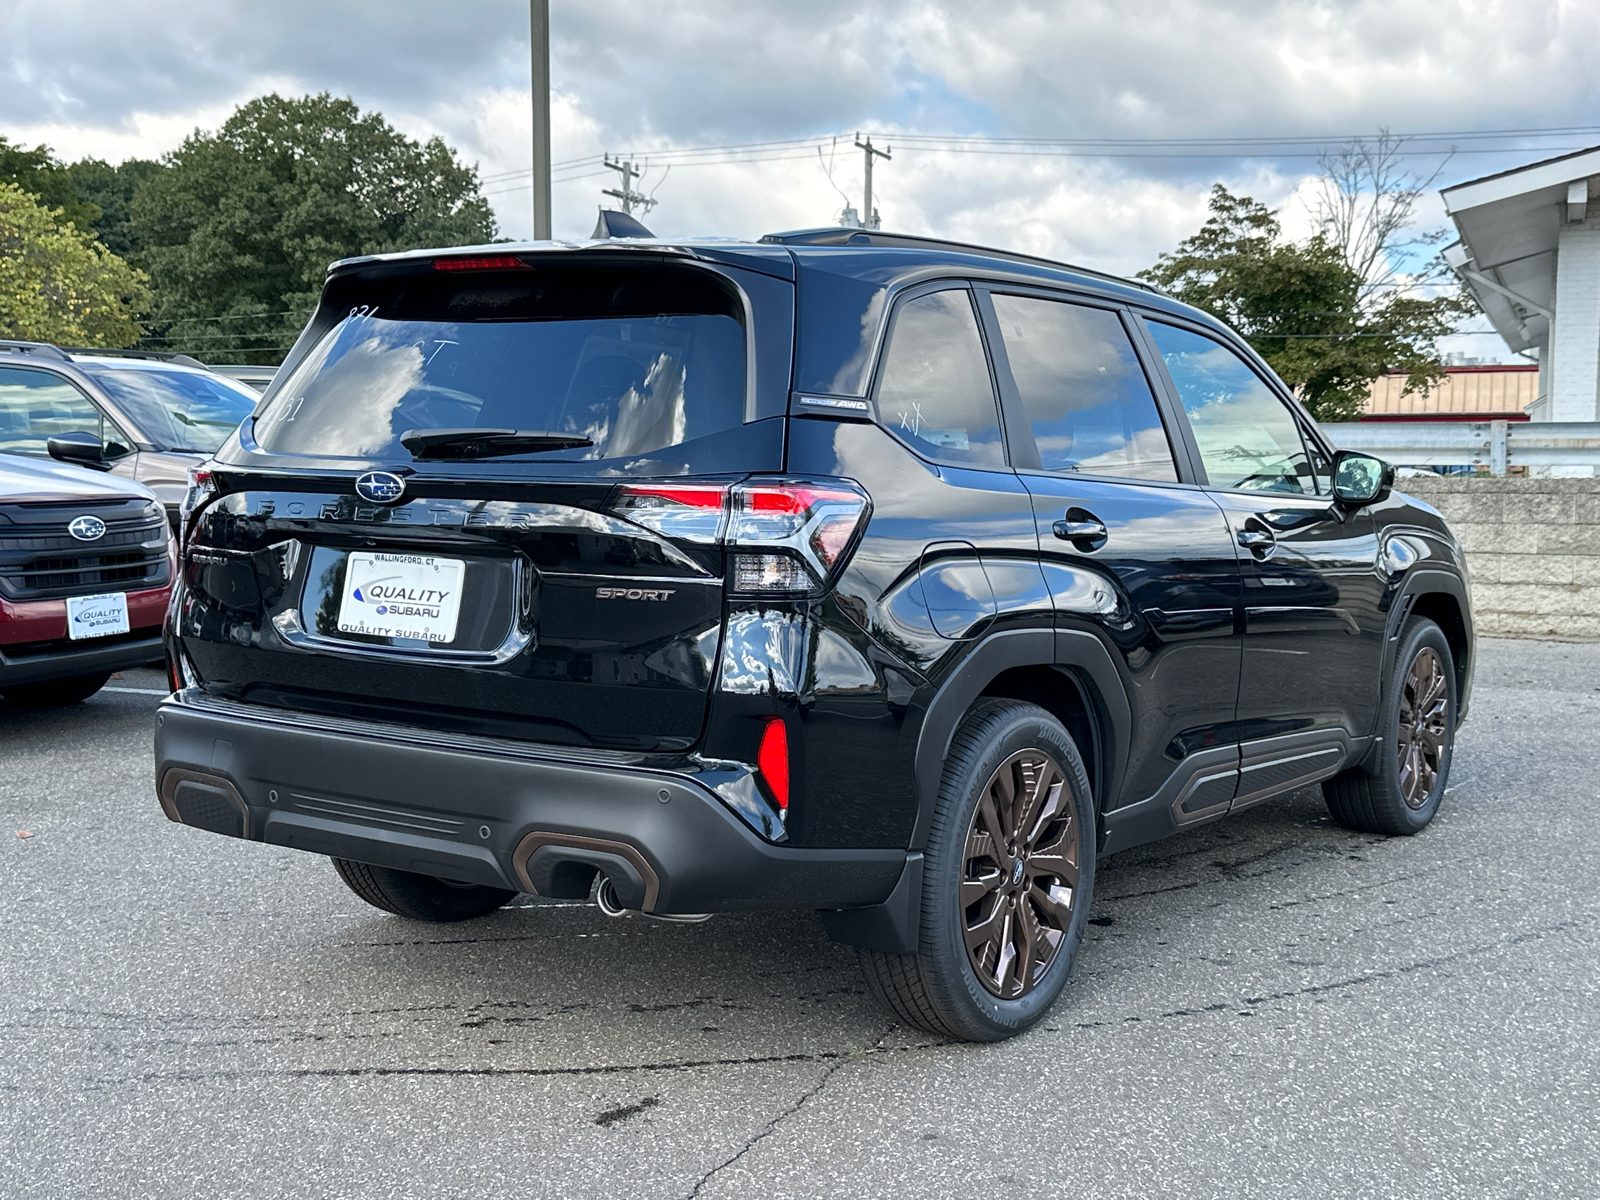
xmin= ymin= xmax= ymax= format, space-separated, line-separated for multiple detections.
xmin=472 ymin=122 xmax=1600 ymax=186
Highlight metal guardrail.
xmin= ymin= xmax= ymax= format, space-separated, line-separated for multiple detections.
xmin=1321 ymin=421 xmax=1600 ymax=475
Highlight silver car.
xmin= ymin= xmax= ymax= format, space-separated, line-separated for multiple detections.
xmin=0 ymin=344 xmax=261 ymax=521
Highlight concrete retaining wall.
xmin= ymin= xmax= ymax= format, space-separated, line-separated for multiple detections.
xmin=1399 ymin=476 xmax=1600 ymax=638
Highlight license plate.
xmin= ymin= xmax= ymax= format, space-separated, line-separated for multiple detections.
xmin=66 ymin=591 xmax=130 ymax=640
xmin=336 ymin=552 xmax=465 ymax=644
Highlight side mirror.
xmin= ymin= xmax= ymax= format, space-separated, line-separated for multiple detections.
xmin=47 ymin=431 xmax=112 ymax=471
xmin=1331 ymin=450 xmax=1393 ymax=506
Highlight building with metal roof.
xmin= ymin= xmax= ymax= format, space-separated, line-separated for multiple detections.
xmin=1443 ymin=145 xmax=1600 ymax=430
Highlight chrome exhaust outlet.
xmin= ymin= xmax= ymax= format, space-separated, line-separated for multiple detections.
xmin=594 ymin=876 xmax=711 ymax=923
xmin=595 ymin=877 xmax=629 ymax=917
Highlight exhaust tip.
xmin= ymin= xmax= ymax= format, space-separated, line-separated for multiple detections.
xmin=595 ymin=877 xmax=629 ymax=918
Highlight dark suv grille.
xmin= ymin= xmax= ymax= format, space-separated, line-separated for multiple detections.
xmin=0 ymin=498 xmax=170 ymax=601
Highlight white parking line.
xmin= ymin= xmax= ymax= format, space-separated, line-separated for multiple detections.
xmin=103 ymin=687 xmax=171 ymax=696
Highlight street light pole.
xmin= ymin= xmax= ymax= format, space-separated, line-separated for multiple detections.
xmin=530 ymin=0 xmax=552 ymax=240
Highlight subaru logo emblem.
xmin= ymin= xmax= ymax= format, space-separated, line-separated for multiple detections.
xmin=354 ymin=471 xmax=406 ymax=505
xmin=68 ymin=515 xmax=106 ymax=541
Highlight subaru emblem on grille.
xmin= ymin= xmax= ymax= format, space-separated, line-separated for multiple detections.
xmin=67 ymin=515 xmax=106 ymax=541
xmin=354 ymin=471 xmax=406 ymax=505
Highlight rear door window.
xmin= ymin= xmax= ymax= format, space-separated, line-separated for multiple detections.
xmin=254 ymin=263 xmax=746 ymax=463
xmin=873 ymin=288 xmax=1005 ymax=467
xmin=1145 ymin=321 xmax=1317 ymax=494
xmin=0 ymin=366 xmax=132 ymax=459
xmin=991 ymin=294 xmax=1177 ymax=481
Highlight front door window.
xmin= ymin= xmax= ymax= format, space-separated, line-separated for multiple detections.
xmin=1144 ymin=322 xmax=1316 ymax=494
xmin=0 ymin=367 xmax=131 ymax=459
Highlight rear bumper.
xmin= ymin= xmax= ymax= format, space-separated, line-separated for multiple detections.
xmin=153 ymin=694 xmax=906 ymax=914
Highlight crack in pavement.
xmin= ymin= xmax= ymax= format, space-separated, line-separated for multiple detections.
xmin=1111 ymin=919 xmax=1584 ymax=1024
xmin=683 ymin=1031 xmax=888 ymax=1199
xmin=92 ymin=1040 xmax=943 ymax=1088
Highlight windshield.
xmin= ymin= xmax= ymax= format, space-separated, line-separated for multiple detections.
xmin=252 ymin=265 xmax=747 ymax=463
xmin=81 ymin=364 xmax=259 ymax=453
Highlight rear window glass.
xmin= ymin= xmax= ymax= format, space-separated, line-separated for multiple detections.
xmin=254 ymin=264 xmax=746 ymax=462
xmin=79 ymin=364 xmax=258 ymax=454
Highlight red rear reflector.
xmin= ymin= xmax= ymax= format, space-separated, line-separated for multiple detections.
xmin=757 ymin=717 xmax=790 ymax=811
xmin=432 ymin=256 xmax=529 ymax=271
xmin=165 ymin=652 xmax=182 ymax=694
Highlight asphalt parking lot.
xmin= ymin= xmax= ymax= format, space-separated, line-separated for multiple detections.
xmin=2 ymin=639 xmax=1597 ymax=1200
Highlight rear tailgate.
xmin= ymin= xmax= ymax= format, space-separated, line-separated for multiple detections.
xmin=175 ymin=252 xmax=792 ymax=751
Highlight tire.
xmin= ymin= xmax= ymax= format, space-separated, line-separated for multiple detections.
xmin=1323 ymin=617 xmax=1456 ymax=836
xmin=1 ymin=671 xmax=112 ymax=708
xmin=331 ymin=858 xmax=517 ymax=922
xmin=858 ymin=699 xmax=1095 ymax=1042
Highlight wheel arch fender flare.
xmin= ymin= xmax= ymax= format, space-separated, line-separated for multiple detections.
xmin=1382 ymin=568 xmax=1473 ymax=715
xmin=908 ymin=627 xmax=1132 ymax=851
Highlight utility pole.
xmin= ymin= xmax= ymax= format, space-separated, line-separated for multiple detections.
xmin=855 ymin=134 xmax=891 ymax=231
xmin=529 ymin=0 xmax=552 ymax=239
xmin=602 ymin=157 xmax=656 ymax=218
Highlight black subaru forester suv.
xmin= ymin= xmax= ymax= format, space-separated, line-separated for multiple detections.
xmin=156 ymin=228 xmax=1472 ymax=1041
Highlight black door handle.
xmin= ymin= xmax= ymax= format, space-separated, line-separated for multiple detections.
xmin=1052 ymin=508 xmax=1108 ymax=549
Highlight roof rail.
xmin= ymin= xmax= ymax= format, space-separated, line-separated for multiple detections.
xmin=0 ymin=339 xmax=72 ymax=361
xmin=758 ymin=227 xmax=1159 ymax=294
xmin=60 ymin=347 xmax=210 ymax=370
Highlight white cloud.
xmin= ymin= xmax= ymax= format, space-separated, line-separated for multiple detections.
xmin=5 ymin=0 xmax=1598 ymax=363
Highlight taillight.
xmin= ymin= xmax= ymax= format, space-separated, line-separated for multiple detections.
xmin=756 ymin=717 xmax=790 ymax=810
xmin=609 ymin=482 xmax=730 ymax=543
xmin=607 ymin=477 xmax=871 ymax=597
xmin=180 ymin=464 xmax=215 ymax=526
xmin=727 ymin=479 xmax=870 ymax=597
xmin=165 ymin=652 xmax=183 ymax=695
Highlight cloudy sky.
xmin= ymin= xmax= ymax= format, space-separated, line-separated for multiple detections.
xmin=5 ymin=0 xmax=1599 ymax=358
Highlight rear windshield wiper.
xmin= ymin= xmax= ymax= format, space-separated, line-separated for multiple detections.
xmin=400 ymin=428 xmax=594 ymax=460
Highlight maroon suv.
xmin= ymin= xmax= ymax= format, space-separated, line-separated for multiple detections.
xmin=0 ymin=452 xmax=173 ymax=706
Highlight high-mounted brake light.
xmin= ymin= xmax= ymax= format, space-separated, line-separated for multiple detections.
xmin=432 ymin=256 xmax=530 ymax=271
xmin=757 ymin=717 xmax=790 ymax=811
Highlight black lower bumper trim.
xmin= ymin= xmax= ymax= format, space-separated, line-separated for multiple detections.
xmin=153 ymin=697 xmax=905 ymax=914
xmin=1 ymin=632 xmax=164 ymax=687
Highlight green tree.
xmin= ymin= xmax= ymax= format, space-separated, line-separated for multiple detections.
xmin=65 ymin=157 xmax=167 ymax=260
xmin=130 ymin=93 xmax=497 ymax=363
xmin=1140 ymin=185 xmax=1466 ymax=423
xmin=0 ymin=137 xmax=101 ymax=233
xmin=0 ymin=182 xmax=150 ymax=347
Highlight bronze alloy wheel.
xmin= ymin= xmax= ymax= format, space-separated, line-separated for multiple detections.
xmin=961 ymin=748 xmax=1079 ymax=1000
xmin=1397 ymin=646 xmax=1450 ymax=809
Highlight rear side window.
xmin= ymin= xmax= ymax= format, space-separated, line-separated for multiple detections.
xmin=254 ymin=264 xmax=746 ymax=462
xmin=0 ymin=367 xmax=132 ymax=459
xmin=1145 ymin=322 xmax=1316 ymax=494
xmin=874 ymin=289 xmax=1005 ymax=467
xmin=991 ymin=295 xmax=1177 ymax=481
